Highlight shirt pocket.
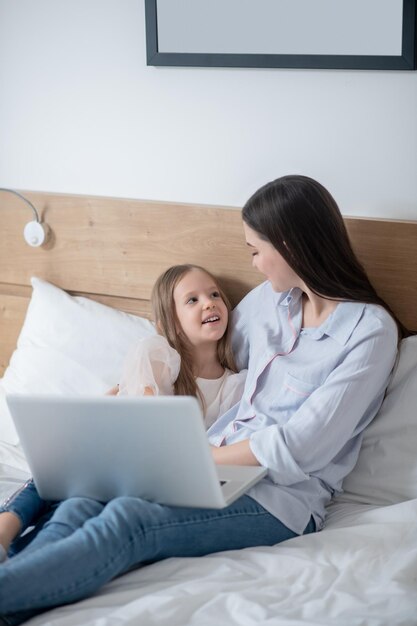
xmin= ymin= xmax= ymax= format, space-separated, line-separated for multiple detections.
xmin=253 ymin=364 xmax=320 ymax=421
xmin=283 ymin=372 xmax=318 ymax=398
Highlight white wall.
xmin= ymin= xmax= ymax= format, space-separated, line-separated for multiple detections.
xmin=0 ymin=0 xmax=416 ymax=219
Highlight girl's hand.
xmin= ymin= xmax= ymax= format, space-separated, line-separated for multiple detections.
xmin=105 ymin=385 xmax=119 ymax=396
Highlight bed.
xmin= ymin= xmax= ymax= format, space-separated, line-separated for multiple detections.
xmin=1 ymin=191 xmax=417 ymax=625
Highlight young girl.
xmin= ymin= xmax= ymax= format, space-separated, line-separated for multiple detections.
xmin=116 ymin=264 xmax=246 ymax=427
xmin=0 ymin=175 xmax=405 ymax=624
xmin=0 ymin=264 xmax=246 ymax=563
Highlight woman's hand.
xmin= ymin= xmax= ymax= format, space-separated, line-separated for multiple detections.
xmin=105 ymin=386 xmax=119 ymax=396
xmin=210 ymin=440 xmax=260 ymax=466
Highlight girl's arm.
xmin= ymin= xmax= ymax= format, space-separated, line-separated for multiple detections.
xmin=118 ymin=335 xmax=180 ymax=397
xmin=211 ymin=440 xmax=260 ymax=466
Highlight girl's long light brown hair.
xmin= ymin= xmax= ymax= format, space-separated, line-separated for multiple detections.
xmin=151 ymin=264 xmax=237 ymax=409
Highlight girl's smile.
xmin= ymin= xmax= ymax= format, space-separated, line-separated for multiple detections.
xmin=202 ymin=313 xmax=221 ymax=325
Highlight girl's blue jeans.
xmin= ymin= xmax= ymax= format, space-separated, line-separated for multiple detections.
xmin=0 ymin=491 xmax=315 ymax=624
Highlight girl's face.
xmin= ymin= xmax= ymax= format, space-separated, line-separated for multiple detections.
xmin=173 ymin=269 xmax=229 ymax=347
xmin=243 ymin=222 xmax=302 ymax=292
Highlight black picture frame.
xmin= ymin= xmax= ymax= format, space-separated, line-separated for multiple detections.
xmin=145 ymin=0 xmax=417 ymax=71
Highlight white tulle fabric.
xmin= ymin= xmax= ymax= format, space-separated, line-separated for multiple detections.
xmin=117 ymin=335 xmax=247 ymax=429
xmin=117 ymin=335 xmax=181 ymax=397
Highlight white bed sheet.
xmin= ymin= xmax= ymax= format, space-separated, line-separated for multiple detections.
xmin=1 ymin=441 xmax=416 ymax=626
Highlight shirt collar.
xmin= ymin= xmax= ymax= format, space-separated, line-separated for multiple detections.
xmin=276 ymin=287 xmax=303 ymax=307
xmin=319 ymin=300 xmax=365 ymax=345
xmin=275 ymin=287 xmax=366 ymax=346
xmin=302 ymin=300 xmax=366 ymax=345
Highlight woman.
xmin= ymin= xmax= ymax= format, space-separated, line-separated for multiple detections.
xmin=0 ymin=175 xmax=401 ymax=624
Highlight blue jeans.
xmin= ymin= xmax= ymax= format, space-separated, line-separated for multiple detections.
xmin=0 ymin=494 xmax=315 ymax=624
xmin=0 ymin=479 xmax=58 ymax=557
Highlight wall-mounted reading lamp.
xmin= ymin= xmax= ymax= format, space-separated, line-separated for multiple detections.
xmin=0 ymin=188 xmax=49 ymax=247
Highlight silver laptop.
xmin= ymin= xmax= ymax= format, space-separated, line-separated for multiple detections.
xmin=6 ymin=394 xmax=266 ymax=508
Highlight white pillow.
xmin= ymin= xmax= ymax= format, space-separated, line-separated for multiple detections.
xmin=0 ymin=277 xmax=156 ymax=445
xmin=340 ymin=336 xmax=417 ymax=506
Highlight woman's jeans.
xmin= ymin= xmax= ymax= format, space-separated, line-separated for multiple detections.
xmin=0 ymin=493 xmax=315 ymax=623
xmin=0 ymin=479 xmax=58 ymax=556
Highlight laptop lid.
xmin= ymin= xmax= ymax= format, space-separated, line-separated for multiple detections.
xmin=6 ymin=395 xmax=266 ymax=509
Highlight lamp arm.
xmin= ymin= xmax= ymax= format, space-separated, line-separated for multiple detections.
xmin=0 ymin=187 xmax=49 ymax=247
xmin=0 ymin=188 xmax=41 ymax=223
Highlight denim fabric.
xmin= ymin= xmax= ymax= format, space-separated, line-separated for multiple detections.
xmin=0 ymin=480 xmax=53 ymax=531
xmin=0 ymin=494 xmax=315 ymax=623
xmin=0 ymin=479 xmax=58 ymax=557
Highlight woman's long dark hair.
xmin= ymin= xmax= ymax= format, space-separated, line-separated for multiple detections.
xmin=242 ymin=174 xmax=409 ymax=338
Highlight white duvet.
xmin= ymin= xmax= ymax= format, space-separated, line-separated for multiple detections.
xmin=28 ymin=501 xmax=417 ymax=626
xmin=1 ymin=443 xmax=416 ymax=626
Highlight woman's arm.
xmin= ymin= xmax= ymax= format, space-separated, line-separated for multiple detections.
xmin=248 ymin=320 xmax=398 ymax=486
xmin=211 ymin=440 xmax=260 ymax=466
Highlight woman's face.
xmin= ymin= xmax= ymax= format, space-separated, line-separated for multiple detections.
xmin=243 ymin=223 xmax=302 ymax=292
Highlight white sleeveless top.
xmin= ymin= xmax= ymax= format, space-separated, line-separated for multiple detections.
xmin=197 ymin=370 xmax=246 ymax=429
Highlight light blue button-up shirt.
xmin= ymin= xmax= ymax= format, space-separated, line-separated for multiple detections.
xmin=208 ymin=282 xmax=398 ymax=534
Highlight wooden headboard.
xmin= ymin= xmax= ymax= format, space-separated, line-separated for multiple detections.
xmin=1 ymin=190 xmax=417 ymax=375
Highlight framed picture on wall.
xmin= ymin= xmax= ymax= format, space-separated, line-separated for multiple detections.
xmin=145 ymin=0 xmax=417 ymax=70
